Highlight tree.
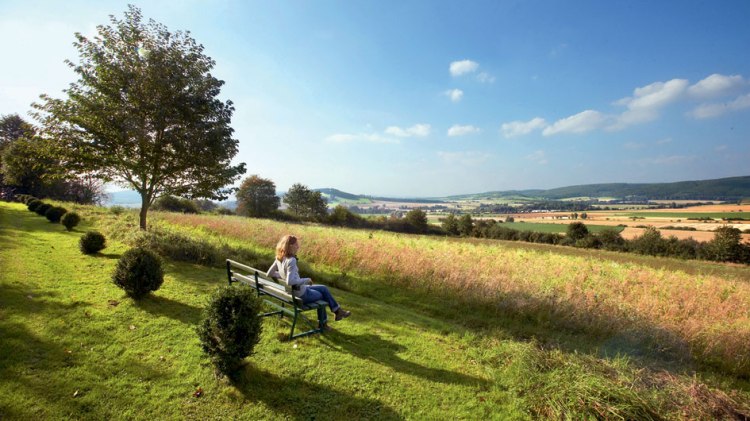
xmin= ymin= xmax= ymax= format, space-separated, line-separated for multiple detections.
xmin=566 ymin=222 xmax=589 ymax=241
xmin=441 ymin=213 xmax=459 ymax=235
xmin=0 ymin=114 xmax=36 ymax=186
xmin=33 ymin=6 xmax=245 ymax=229
xmin=283 ymin=183 xmax=328 ymax=221
xmin=236 ymin=175 xmax=279 ymax=218
xmin=458 ymin=214 xmax=474 ymax=237
xmin=405 ymin=208 xmax=428 ymax=233
xmin=1 ymin=137 xmax=58 ymax=196
xmin=707 ymin=225 xmax=742 ymax=262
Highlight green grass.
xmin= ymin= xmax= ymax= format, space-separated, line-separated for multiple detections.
xmin=502 ymin=222 xmax=625 ymax=234
xmin=2 ymin=202 xmax=749 ymax=419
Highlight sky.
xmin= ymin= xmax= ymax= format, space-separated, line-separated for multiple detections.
xmin=1 ymin=0 xmax=749 ymax=197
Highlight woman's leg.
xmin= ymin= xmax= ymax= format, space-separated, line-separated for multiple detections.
xmin=306 ymin=285 xmax=340 ymax=313
xmin=300 ymin=288 xmax=328 ymax=326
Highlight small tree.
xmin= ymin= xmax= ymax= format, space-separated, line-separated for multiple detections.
xmin=236 ymin=175 xmax=279 ymax=218
xmin=61 ymin=212 xmax=81 ymax=231
xmin=197 ymin=286 xmax=262 ymax=378
xmin=405 ymin=208 xmax=429 ymax=233
xmin=458 ymin=214 xmax=474 ymax=237
xmin=283 ymin=183 xmax=328 ymax=221
xmin=707 ymin=226 xmax=742 ymax=262
xmin=566 ymin=222 xmax=589 ymax=241
xmin=33 ymin=6 xmax=245 ymax=230
xmin=441 ymin=213 xmax=459 ymax=235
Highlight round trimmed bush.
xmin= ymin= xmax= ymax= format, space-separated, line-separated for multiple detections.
xmin=79 ymin=231 xmax=106 ymax=254
xmin=28 ymin=199 xmax=43 ymax=212
xmin=45 ymin=206 xmax=67 ymax=223
xmin=112 ymin=248 xmax=164 ymax=298
xmin=35 ymin=203 xmax=52 ymax=216
xmin=197 ymin=286 xmax=262 ymax=377
xmin=61 ymin=212 xmax=81 ymax=231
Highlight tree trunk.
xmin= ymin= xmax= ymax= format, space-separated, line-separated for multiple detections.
xmin=139 ymin=194 xmax=149 ymax=230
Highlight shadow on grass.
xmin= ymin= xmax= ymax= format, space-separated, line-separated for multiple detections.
xmin=232 ymin=364 xmax=404 ymax=420
xmin=321 ymin=332 xmax=489 ymax=387
xmin=97 ymin=252 xmax=122 ymax=259
xmin=134 ymin=294 xmax=203 ymax=325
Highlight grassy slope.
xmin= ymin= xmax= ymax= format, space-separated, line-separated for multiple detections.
xmin=2 ymin=202 xmax=750 ymax=419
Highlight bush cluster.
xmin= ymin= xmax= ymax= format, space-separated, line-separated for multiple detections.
xmin=197 ymin=286 xmax=263 ymax=377
xmin=15 ymin=194 xmax=39 ymax=204
xmin=80 ymin=231 xmax=107 ymax=254
xmin=152 ymin=195 xmax=200 ymax=214
xmin=45 ymin=206 xmax=67 ymax=223
xmin=112 ymin=247 xmax=164 ymax=298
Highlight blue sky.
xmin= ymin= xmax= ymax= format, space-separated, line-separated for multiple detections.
xmin=1 ymin=1 xmax=749 ymax=197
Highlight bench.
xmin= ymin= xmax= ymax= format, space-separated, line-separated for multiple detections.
xmin=225 ymin=259 xmax=330 ymax=339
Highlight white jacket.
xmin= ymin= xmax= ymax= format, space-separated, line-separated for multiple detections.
xmin=267 ymin=257 xmax=311 ymax=297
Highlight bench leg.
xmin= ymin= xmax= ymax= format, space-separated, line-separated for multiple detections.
xmin=317 ymin=306 xmax=328 ymax=329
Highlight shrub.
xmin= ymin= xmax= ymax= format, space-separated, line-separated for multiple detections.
xmin=80 ymin=231 xmax=107 ymax=254
xmin=35 ymin=203 xmax=52 ymax=216
xmin=216 ymin=207 xmax=235 ymax=216
xmin=112 ymin=248 xmax=164 ymax=298
xmin=61 ymin=212 xmax=81 ymax=231
xmin=153 ymin=195 xmax=200 ymax=214
xmin=45 ymin=206 xmax=67 ymax=223
xmin=110 ymin=205 xmax=126 ymax=215
xmin=197 ymin=286 xmax=263 ymax=377
xmin=566 ymin=222 xmax=589 ymax=241
xmin=405 ymin=209 xmax=429 ymax=233
xmin=27 ymin=199 xmax=43 ymax=212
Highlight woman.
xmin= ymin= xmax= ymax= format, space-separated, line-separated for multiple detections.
xmin=267 ymin=235 xmax=351 ymax=325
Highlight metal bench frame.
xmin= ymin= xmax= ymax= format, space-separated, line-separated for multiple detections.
xmin=226 ymin=259 xmax=328 ymax=339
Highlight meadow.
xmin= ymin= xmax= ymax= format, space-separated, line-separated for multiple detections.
xmin=500 ymin=221 xmax=624 ymax=234
xmin=2 ymin=201 xmax=750 ymax=419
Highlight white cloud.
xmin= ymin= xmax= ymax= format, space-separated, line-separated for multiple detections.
xmin=689 ymin=93 xmax=750 ymax=119
xmin=449 ymin=60 xmax=479 ymax=76
xmin=477 ymin=72 xmax=495 ymax=83
xmin=325 ymin=132 xmax=399 ymax=144
xmin=609 ymin=78 xmax=689 ymax=130
xmin=444 ymin=89 xmax=463 ymax=102
xmin=542 ymin=110 xmax=605 ymax=136
xmin=656 ymin=137 xmax=673 ymax=145
xmin=437 ymin=151 xmax=491 ymax=166
xmin=384 ymin=124 xmax=431 ymax=137
xmin=526 ymin=150 xmax=548 ymax=165
xmin=501 ymin=117 xmax=547 ymax=138
xmin=447 ymin=125 xmax=480 ymax=137
xmin=688 ymin=74 xmax=745 ymax=99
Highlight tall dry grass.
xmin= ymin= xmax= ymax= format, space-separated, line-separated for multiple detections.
xmin=159 ymin=213 xmax=750 ymax=376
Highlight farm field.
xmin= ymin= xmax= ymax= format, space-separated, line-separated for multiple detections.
xmin=498 ymin=222 xmax=624 ymax=234
xmin=2 ymin=201 xmax=750 ymax=419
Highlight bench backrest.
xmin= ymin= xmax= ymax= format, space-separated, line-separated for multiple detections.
xmin=226 ymin=259 xmax=302 ymax=306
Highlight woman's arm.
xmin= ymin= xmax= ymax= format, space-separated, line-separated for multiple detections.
xmin=285 ymin=258 xmax=312 ymax=286
xmin=266 ymin=260 xmax=280 ymax=278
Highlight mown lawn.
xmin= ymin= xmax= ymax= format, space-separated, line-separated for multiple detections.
xmin=1 ymin=202 xmax=749 ymax=420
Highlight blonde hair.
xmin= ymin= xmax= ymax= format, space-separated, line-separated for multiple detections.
xmin=275 ymin=235 xmax=298 ymax=261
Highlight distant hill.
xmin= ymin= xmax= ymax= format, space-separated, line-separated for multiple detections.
xmin=447 ymin=176 xmax=750 ymax=201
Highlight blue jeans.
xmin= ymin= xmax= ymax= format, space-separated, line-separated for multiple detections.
xmin=301 ymin=285 xmax=340 ymax=324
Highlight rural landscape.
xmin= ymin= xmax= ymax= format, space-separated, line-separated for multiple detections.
xmin=2 ymin=2 xmax=750 ymax=420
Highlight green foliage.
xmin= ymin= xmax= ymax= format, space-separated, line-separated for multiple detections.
xmin=328 ymin=205 xmax=365 ymax=227
xmin=109 ymin=205 xmax=126 ymax=215
xmin=458 ymin=214 xmax=474 ymax=236
xmin=441 ymin=213 xmax=459 ymax=235
xmin=629 ymin=227 xmax=667 ymax=256
xmin=236 ymin=175 xmax=280 ymax=218
xmin=112 ymin=248 xmax=164 ymax=298
xmin=33 ymin=5 xmax=245 ymax=229
xmin=1 ymin=136 xmax=60 ymax=197
xmin=216 ymin=207 xmax=235 ymax=216
xmin=405 ymin=208 xmax=429 ymax=233
xmin=596 ymin=228 xmax=626 ymax=251
xmin=705 ymin=226 xmax=742 ymax=262
xmin=566 ymin=222 xmax=589 ymax=241
xmin=27 ymin=199 xmax=43 ymax=212
xmin=79 ymin=231 xmax=106 ymax=254
xmin=283 ymin=183 xmax=328 ymax=221
xmin=35 ymin=203 xmax=52 ymax=216
xmin=153 ymin=195 xmax=200 ymax=214
xmin=197 ymin=286 xmax=262 ymax=377
xmin=44 ymin=206 xmax=67 ymax=223
xmin=61 ymin=211 xmax=81 ymax=231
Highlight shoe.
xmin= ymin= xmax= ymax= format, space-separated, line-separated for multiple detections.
xmin=335 ymin=308 xmax=351 ymax=321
